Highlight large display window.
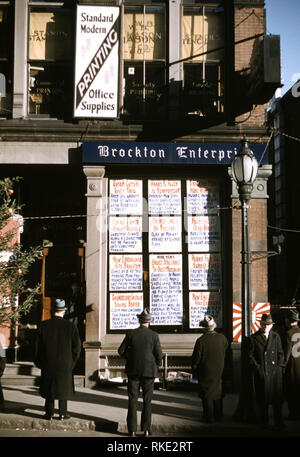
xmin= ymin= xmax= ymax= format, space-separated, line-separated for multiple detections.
xmin=122 ymin=3 xmax=166 ymax=119
xmin=28 ymin=6 xmax=74 ymax=118
xmin=107 ymin=177 xmax=223 ymax=332
xmin=0 ymin=2 xmax=13 ymax=118
xmin=182 ymin=4 xmax=224 ymax=116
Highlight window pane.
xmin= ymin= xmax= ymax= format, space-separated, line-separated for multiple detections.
xmin=0 ymin=5 xmax=13 ymax=118
xmin=0 ymin=62 xmax=12 ymax=117
xmin=29 ymin=64 xmax=73 ymax=118
xmin=123 ymin=62 xmax=166 ymax=118
xmin=29 ymin=11 xmax=72 ymax=61
xmin=124 ymin=6 xmax=165 ymax=61
xmin=183 ymin=62 xmax=223 ymax=115
xmin=183 ymin=7 xmax=224 ymax=62
xmin=0 ymin=7 xmax=11 ymax=59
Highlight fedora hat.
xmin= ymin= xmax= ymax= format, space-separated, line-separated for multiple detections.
xmin=199 ymin=314 xmax=216 ymax=329
xmin=260 ymin=313 xmax=274 ymax=325
xmin=137 ymin=308 xmax=152 ymax=323
xmin=287 ymin=309 xmax=300 ymax=322
xmin=54 ymin=299 xmax=67 ymax=312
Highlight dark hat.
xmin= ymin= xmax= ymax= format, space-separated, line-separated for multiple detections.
xmin=199 ymin=314 xmax=216 ymax=329
xmin=54 ymin=299 xmax=67 ymax=312
xmin=137 ymin=308 xmax=152 ymax=323
xmin=287 ymin=309 xmax=300 ymax=322
xmin=260 ymin=313 xmax=274 ymax=325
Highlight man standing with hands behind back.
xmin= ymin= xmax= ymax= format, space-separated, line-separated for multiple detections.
xmin=118 ymin=308 xmax=163 ymax=437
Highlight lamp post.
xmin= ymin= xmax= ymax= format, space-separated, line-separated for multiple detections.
xmin=231 ymin=137 xmax=258 ymax=421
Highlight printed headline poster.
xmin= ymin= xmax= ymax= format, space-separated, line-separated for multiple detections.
xmin=149 ymin=216 xmax=182 ymax=252
xmin=150 ymin=254 xmax=183 ymax=325
xmin=109 ymin=254 xmax=143 ymax=291
xmin=74 ymin=5 xmax=120 ymax=118
xmin=110 ymin=292 xmax=143 ymax=329
xmin=189 ymin=291 xmax=222 ymax=328
xmin=186 ymin=180 xmax=220 ymax=214
xmin=188 ymin=215 xmax=221 ymax=252
xmin=109 ymin=216 xmax=142 ymax=252
xmin=148 ymin=180 xmax=181 ymax=215
xmin=189 ymin=253 xmax=221 ymax=290
xmin=109 ymin=180 xmax=143 ymax=215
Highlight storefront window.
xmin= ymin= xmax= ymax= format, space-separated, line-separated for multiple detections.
xmin=28 ymin=6 xmax=74 ymax=118
xmin=122 ymin=4 xmax=166 ymax=119
xmin=0 ymin=3 xmax=13 ymax=118
xmin=182 ymin=5 xmax=224 ymax=116
xmin=108 ymin=178 xmax=223 ymax=332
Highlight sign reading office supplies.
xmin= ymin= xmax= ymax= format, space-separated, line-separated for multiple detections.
xmin=74 ymin=5 xmax=120 ymax=118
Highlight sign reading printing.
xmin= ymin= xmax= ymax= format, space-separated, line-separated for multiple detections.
xmin=74 ymin=5 xmax=120 ymax=118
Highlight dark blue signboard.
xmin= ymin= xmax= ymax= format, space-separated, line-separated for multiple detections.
xmin=82 ymin=141 xmax=268 ymax=165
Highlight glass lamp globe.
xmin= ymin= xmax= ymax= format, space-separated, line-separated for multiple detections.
xmin=232 ymin=139 xmax=258 ymax=185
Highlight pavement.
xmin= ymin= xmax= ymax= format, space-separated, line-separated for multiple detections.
xmin=1 ymin=382 xmax=300 ymax=438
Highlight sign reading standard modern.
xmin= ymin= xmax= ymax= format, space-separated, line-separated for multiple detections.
xmin=74 ymin=5 xmax=120 ymax=118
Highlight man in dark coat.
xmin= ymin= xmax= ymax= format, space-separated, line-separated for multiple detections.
xmin=35 ymin=299 xmax=81 ymax=420
xmin=191 ymin=315 xmax=228 ymax=423
xmin=283 ymin=309 xmax=300 ymax=420
xmin=249 ymin=313 xmax=285 ymax=429
xmin=118 ymin=308 xmax=163 ymax=437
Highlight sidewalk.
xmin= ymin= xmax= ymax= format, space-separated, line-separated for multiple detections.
xmin=1 ymin=383 xmax=300 ymax=437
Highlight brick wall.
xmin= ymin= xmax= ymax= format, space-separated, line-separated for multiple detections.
xmin=232 ymin=197 xmax=269 ymax=304
xmin=234 ymin=5 xmax=268 ymax=126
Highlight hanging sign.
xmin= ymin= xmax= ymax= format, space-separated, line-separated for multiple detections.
xmin=109 ymin=180 xmax=143 ymax=215
xmin=188 ymin=215 xmax=221 ymax=252
xmin=109 ymin=216 xmax=143 ymax=253
xmin=74 ymin=5 xmax=120 ymax=118
xmin=189 ymin=291 xmax=222 ymax=328
xmin=110 ymin=292 xmax=143 ymax=330
xmin=148 ymin=180 xmax=181 ymax=215
xmin=109 ymin=254 xmax=143 ymax=291
xmin=149 ymin=216 xmax=182 ymax=252
xmin=186 ymin=180 xmax=220 ymax=214
xmin=189 ymin=253 xmax=221 ymax=290
xmin=150 ymin=254 xmax=183 ymax=325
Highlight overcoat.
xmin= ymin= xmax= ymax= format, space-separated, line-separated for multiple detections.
xmin=249 ymin=329 xmax=285 ymax=405
xmin=35 ymin=316 xmax=81 ymax=400
xmin=284 ymin=325 xmax=300 ymax=401
xmin=191 ymin=330 xmax=228 ymax=400
xmin=118 ymin=325 xmax=163 ymax=378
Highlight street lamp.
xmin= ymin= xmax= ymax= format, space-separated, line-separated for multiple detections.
xmin=231 ymin=137 xmax=258 ymax=421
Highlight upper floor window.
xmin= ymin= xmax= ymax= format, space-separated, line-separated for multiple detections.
xmin=122 ymin=2 xmax=166 ymax=119
xmin=28 ymin=4 xmax=74 ymax=118
xmin=182 ymin=4 xmax=224 ymax=117
xmin=0 ymin=2 xmax=13 ymax=118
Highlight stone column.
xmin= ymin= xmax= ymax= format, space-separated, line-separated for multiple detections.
xmin=83 ymin=166 xmax=108 ymax=387
xmin=13 ymin=0 xmax=28 ymax=118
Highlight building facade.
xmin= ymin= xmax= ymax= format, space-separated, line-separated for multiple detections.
xmin=268 ymin=84 xmax=300 ymax=309
xmin=0 ymin=0 xmax=280 ymax=387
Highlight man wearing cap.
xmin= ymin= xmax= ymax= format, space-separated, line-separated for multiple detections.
xmin=249 ymin=313 xmax=285 ymax=429
xmin=35 ymin=298 xmax=81 ymax=420
xmin=191 ymin=315 xmax=229 ymax=424
xmin=118 ymin=308 xmax=163 ymax=437
xmin=283 ymin=309 xmax=300 ymax=420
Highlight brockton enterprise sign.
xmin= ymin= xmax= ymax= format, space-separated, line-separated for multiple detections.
xmin=82 ymin=141 xmax=268 ymax=165
xmin=74 ymin=5 xmax=120 ymax=118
